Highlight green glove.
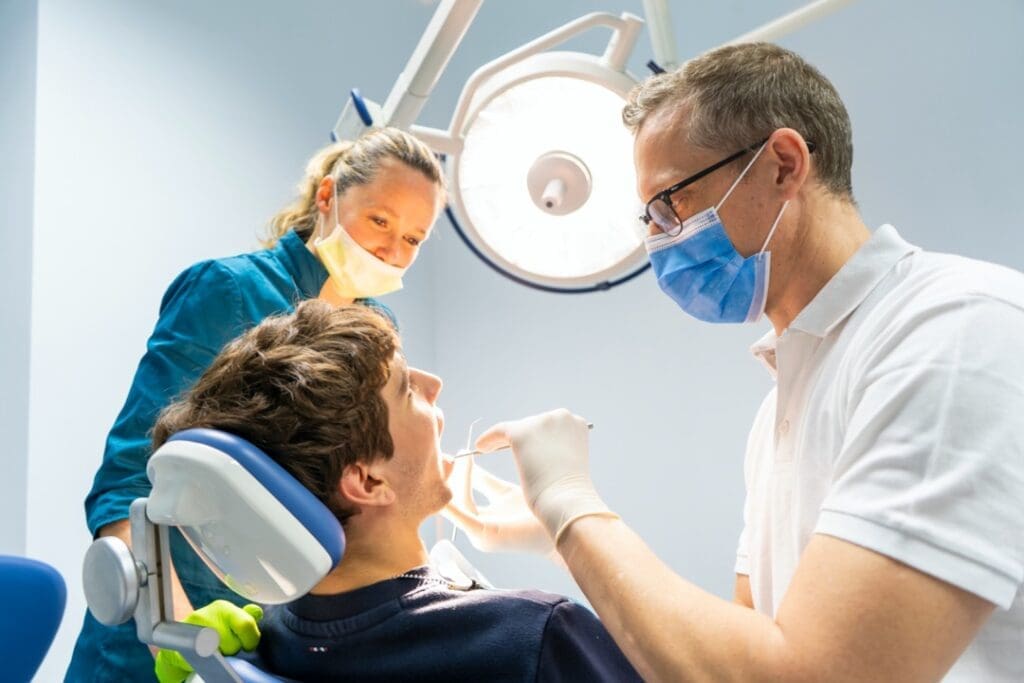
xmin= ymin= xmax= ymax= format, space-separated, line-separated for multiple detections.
xmin=154 ymin=600 xmax=264 ymax=683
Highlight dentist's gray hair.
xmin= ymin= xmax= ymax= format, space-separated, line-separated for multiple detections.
xmin=623 ymin=42 xmax=854 ymax=201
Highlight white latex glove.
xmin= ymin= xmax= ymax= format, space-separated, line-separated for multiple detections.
xmin=474 ymin=409 xmax=618 ymax=543
xmin=441 ymin=453 xmax=555 ymax=556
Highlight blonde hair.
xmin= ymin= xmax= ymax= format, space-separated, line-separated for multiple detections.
xmin=622 ymin=43 xmax=854 ymax=200
xmin=264 ymin=127 xmax=447 ymax=246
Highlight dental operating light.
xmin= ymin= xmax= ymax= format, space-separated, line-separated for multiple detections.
xmin=333 ymin=0 xmax=857 ymax=293
xmin=444 ymin=27 xmax=650 ymax=291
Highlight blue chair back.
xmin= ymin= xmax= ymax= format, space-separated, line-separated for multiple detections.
xmin=0 ymin=556 xmax=66 ymax=682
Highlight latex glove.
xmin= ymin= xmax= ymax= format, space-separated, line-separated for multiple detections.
xmin=442 ymin=454 xmax=554 ymax=555
xmin=154 ymin=600 xmax=263 ymax=683
xmin=475 ymin=409 xmax=617 ymax=543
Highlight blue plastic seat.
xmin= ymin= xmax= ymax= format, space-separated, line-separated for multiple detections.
xmin=0 ymin=556 xmax=66 ymax=682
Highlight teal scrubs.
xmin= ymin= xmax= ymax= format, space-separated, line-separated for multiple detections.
xmin=65 ymin=230 xmax=395 ymax=682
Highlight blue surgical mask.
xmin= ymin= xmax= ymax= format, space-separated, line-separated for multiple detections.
xmin=644 ymin=143 xmax=788 ymax=324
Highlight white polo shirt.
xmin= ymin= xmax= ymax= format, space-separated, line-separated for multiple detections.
xmin=735 ymin=225 xmax=1024 ymax=681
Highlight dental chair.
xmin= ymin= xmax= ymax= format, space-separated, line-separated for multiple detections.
xmin=0 ymin=555 xmax=66 ymax=682
xmin=82 ymin=428 xmax=344 ymax=683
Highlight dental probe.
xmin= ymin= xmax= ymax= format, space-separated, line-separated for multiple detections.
xmin=451 ymin=422 xmax=594 ymax=459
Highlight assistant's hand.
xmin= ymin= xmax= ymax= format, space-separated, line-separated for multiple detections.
xmin=442 ymin=454 xmax=554 ymax=556
xmin=474 ymin=409 xmax=618 ymax=543
xmin=154 ymin=600 xmax=263 ymax=683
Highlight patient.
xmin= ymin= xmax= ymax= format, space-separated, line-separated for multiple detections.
xmin=150 ymin=300 xmax=641 ymax=682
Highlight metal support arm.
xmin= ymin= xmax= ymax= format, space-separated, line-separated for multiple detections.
xmin=82 ymin=499 xmax=241 ymax=683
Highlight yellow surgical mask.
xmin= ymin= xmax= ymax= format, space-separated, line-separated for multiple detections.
xmin=314 ymin=222 xmax=406 ymax=299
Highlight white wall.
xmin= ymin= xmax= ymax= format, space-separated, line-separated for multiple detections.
xmin=18 ymin=0 xmax=1024 ymax=679
xmin=0 ymin=0 xmax=37 ymax=557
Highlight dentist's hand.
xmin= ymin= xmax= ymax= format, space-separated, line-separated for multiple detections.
xmin=474 ymin=409 xmax=618 ymax=543
xmin=442 ymin=455 xmax=554 ymax=556
xmin=154 ymin=600 xmax=263 ymax=683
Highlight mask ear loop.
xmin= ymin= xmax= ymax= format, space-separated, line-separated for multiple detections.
xmin=759 ymin=200 xmax=789 ymax=255
xmin=716 ymin=141 xmax=768 ymax=212
xmin=315 ymin=175 xmax=341 ymax=244
xmin=330 ymin=176 xmax=342 ymax=237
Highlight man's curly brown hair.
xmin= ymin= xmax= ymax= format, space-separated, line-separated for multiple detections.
xmin=152 ymin=300 xmax=399 ymax=523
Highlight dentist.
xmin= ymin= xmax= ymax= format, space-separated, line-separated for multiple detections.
xmin=453 ymin=43 xmax=1024 ymax=682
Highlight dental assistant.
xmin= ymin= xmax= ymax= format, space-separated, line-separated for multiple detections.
xmin=453 ymin=43 xmax=1024 ymax=682
xmin=66 ymin=127 xmax=447 ymax=682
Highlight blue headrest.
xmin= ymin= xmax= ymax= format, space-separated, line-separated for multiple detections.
xmin=0 ymin=556 xmax=66 ymax=682
xmin=168 ymin=428 xmax=344 ymax=568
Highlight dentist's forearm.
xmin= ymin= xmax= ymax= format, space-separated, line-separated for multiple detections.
xmin=559 ymin=514 xmax=991 ymax=683
xmin=557 ymin=516 xmax=787 ymax=683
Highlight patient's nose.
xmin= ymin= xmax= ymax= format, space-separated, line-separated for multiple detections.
xmin=414 ymin=369 xmax=442 ymax=404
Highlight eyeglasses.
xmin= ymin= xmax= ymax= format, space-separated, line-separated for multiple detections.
xmin=639 ymin=137 xmax=816 ymax=237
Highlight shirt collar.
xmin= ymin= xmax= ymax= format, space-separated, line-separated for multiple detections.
xmin=750 ymin=329 xmax=780 ymax=379
xmin=750 ymin=225 xmax=919 ymax=374
xmin=273 ymin=229 xmax=329 ymax=300
xmin=287 ymin=566 xmax=440 ymax=622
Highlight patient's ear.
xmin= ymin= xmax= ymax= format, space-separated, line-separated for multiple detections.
xmin=339 ymin=461 xmax=395 ymax=508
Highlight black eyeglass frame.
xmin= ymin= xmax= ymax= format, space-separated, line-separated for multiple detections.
xmin=640 ymin=137 xmax=816 ymax=237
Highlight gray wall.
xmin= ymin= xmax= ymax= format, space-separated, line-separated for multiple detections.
xmin=14 ymin=0 xmax=1024 ymax=678
xmin=0 ymin=0 xmax=38 ymax=556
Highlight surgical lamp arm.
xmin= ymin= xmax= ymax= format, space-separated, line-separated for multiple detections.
xmin=381 ymin=0 xmax=484 ymax=130
xmin=639 ymin=0 xmax=856 ymax=68
xmin=725 ymin=0 xmax=856 ymax=45
xmin=642 ymin=0 xmax=678 ymax=70
xmin=410 ymin=11 xmax=643 ymax=156
xmin=339 ymin=0 xmax=855 ymax=152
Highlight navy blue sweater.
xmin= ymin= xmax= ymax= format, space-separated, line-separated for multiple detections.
xmin=246 ymin=566 xmax=643 ymax=682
